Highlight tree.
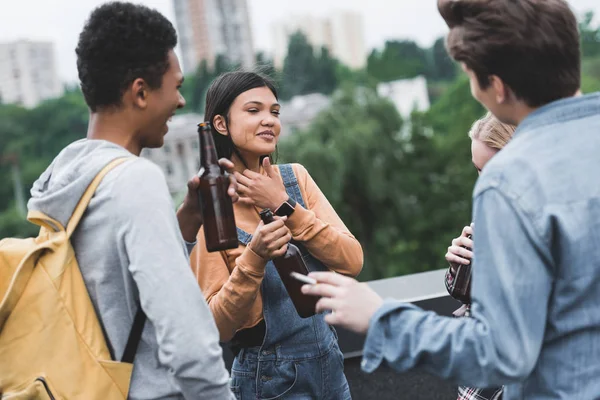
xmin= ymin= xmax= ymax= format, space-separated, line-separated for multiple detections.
xmin=255 ymin=52 xmax=277 ymax=81
xmin=580 ymin=11 xmax=600 ymax=58
xmin=279 ymin=86 xmax=410 ymax=280
xmin=278 ymin=77 xmax=485 ymax=281
xmin=183 ymin=55 xmax=237 ymax=113
xmin=313 ymin=47 xmax=338 ymax=95
xmin=0 ymin=91 xmax=89 ymax=238
xmin=426 ymin=37 xmax=457 ymax=81
xmin=280 ymin=32 xmax=339 ymax=100
xmin=280 ymin=32 xmax=318 ymax=100
xmin=367 ymin=40 xmax=428 ymax=82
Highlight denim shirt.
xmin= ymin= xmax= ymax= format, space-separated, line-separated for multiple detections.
xmin=361 ymin=92 xmax=600 ymax=400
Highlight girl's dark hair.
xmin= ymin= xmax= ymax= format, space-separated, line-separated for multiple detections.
xmin=204 ymin=71 xmax=279 ymax=167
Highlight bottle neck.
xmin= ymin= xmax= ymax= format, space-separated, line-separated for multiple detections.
xmin=259 ymin=210 xmax=275 ymax=225
xmin=199 ymin=127 xmax=220 ymax=167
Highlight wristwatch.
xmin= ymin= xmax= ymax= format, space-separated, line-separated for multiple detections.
xmin=274 ymin=196 xmax=297 ymax=217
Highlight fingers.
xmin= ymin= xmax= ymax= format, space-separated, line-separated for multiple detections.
xmin=226 ymin=174 xmax=239 ymax=202
xmin=242 ymin=169 xmax=261 ymax=179
xmin=268 ymin=229 xmax=292 ymax=249
xmin=236 ymin=184 xmax=249 ymax=198
xmin=270 ymin=243 xmax=288 ymax=258
xmin=261 ymin=216 xmax=287 ymax=232
xmin=236 ymin=197 xmax=255 ymax=206
xmin=323 ymin=311 xmax=341 ymax=326
xmin=234 ymin=172 xmax=253 ymax=187
xmin=187 ymin=175 xmax=200 ymax=190
xmin=461 ymin=225 xmax=474 ymax=237
xmin=263 ymin=157 xmax=276 ymax=178
xmin=269 ymin=242 xmax=288 ymax=258
xmin=445 ymin=251 xmax=471 ymax=266
xmin=229 ymin=189 xmax=239 ymax=203
xmin=270 ymin=223 xmax=291 ymax=239
xmin=447 ymin=244 xmax=473 ymax=260
xmin=218 ymin=158 xmax=235 ymax=173
xmin=263 ymin=232 xmax=291 ymax=252
xmin=452 ymin=236 xmax=474 ymax=249
xmin=301 ymin=282 xmax=342 ymax=298
xmin=315 ymin=297 xmax=339 ymax=314
xmin=308 ymin=271 xmax=356 ymax=287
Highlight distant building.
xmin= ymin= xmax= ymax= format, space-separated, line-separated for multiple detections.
xmin=272 ymin=10 xmax=366 ymax=70
xmin=173 ymin=0 xmax=254 ymax=74
xmin=377 ymin=76 xmax=430 ymax=120
xmin=0 ymin=40 xmax=62 ymax=108
xmin=141 ymin=113 xmax=202 ymax=194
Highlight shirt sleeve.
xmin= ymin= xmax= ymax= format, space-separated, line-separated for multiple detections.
xmin=284 ymin=164 xmax=364 ymax=277
xmin=361 ymin=187 xmax=553 ymax=388
xmin=114 ymin=160 xmax=233 ymax=399
xmin=190 ymin=230 xmax=267 ymax=342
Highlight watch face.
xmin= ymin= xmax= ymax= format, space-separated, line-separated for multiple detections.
xmin=276 ymin=201 xmax=294 ymax=217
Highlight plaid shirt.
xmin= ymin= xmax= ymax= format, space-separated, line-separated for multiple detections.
xmin=445 ymin=266 xmax=504 ymax=400
xmin=458 ymin=386 xmax=503 ymax=400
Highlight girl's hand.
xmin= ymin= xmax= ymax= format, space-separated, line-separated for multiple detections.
xmin=248 ymin=216 xmax=291 ymax=260
xmin=235 ymin=158 xmax=288 ymax=210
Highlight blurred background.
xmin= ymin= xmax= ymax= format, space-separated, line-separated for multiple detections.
xmin=1 ymin=0 xmax=599 ymax=281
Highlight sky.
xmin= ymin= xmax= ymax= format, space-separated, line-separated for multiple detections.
xmin=1 ymin=0 xmax=599 ymax=83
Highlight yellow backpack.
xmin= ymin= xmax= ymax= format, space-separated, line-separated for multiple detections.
xmin=0 ymin=157 xmax=144 ymax=399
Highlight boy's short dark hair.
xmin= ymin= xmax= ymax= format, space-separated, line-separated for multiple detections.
xmin=438 ymin=0 xmax=580 ymax=107
xmin=76 ymin=1 xmax=177 ymax=111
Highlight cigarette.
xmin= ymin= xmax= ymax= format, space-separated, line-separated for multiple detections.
xmin=290 ymin=272 xmax=317 ymax=285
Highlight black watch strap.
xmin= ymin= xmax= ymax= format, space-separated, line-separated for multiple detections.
xmin=274 ymin=197 xmax=297 ymax=217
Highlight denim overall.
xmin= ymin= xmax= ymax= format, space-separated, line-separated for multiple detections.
xmin=230 ymin=164 xmax=351 ymax=400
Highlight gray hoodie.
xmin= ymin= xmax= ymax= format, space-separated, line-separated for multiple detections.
xmin=28 ymin=139 xmax=232 ymax=399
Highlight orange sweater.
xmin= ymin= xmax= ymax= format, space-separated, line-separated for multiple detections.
xmin=190 ymin=163 xmax=363 ymax=341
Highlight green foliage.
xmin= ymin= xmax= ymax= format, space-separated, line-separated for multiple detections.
xmin=279 ymin=79 xmax=483 ymax=280
xmin=280 ymin=32 xmax=339 ymax=100
xmin=1 ymin=10 xmax=599 ymax=275
xmin=580 ymin=11 xmax=600 ymax=58
xmin=367 ymin=38 xmax=457 ymax=84
xmin=367 ymin=40 xmax=428 ymax=82
xmin=427 ymin=37 xmax=458 ymax=81
xmin=0 ymin=206 xmax=39 ymax=238
xmin=183 ymin=56 xmax=237 ymax=113
xmin=0 ymin=90 xmax=89 ymax=237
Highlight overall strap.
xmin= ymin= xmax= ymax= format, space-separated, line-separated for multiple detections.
xmin=278 ymin=164 xmax=306 ymax=209
xmin=237 ymin=227 xmax=253 ymax=246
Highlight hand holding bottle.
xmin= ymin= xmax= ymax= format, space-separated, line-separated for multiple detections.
xmin=177 ymin=158 xmax=238 ymax=243
xmin=445 ymin=223 xmax=474 ymax=273
xmin=248 ymin=216 xmax=291 ymax=260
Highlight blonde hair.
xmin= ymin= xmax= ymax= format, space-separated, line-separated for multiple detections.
xmin=468 ymin=112 xmax=517 ymax=150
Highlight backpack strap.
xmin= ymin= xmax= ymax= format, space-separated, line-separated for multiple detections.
xmin=66 ymin=157 xmax=132 ymax=237
xmin=1 ymin=157 xmax=133 ymax=331
xmin=64 ymin=156 xmax=146 ymax=363
xmin=121 ymin=306 xmax=146 ymax=363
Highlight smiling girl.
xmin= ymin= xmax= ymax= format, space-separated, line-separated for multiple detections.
xmin=189 ymin=71 xmax=363 ymax=399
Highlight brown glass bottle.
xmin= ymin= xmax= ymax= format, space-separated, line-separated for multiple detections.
xmin=259 ymin=209 xmax=316 ymax=318
xmin=197 ymin=122 xmax=238 ymax=252
xmin=450 ymin=234 xmax=472 ymax=303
